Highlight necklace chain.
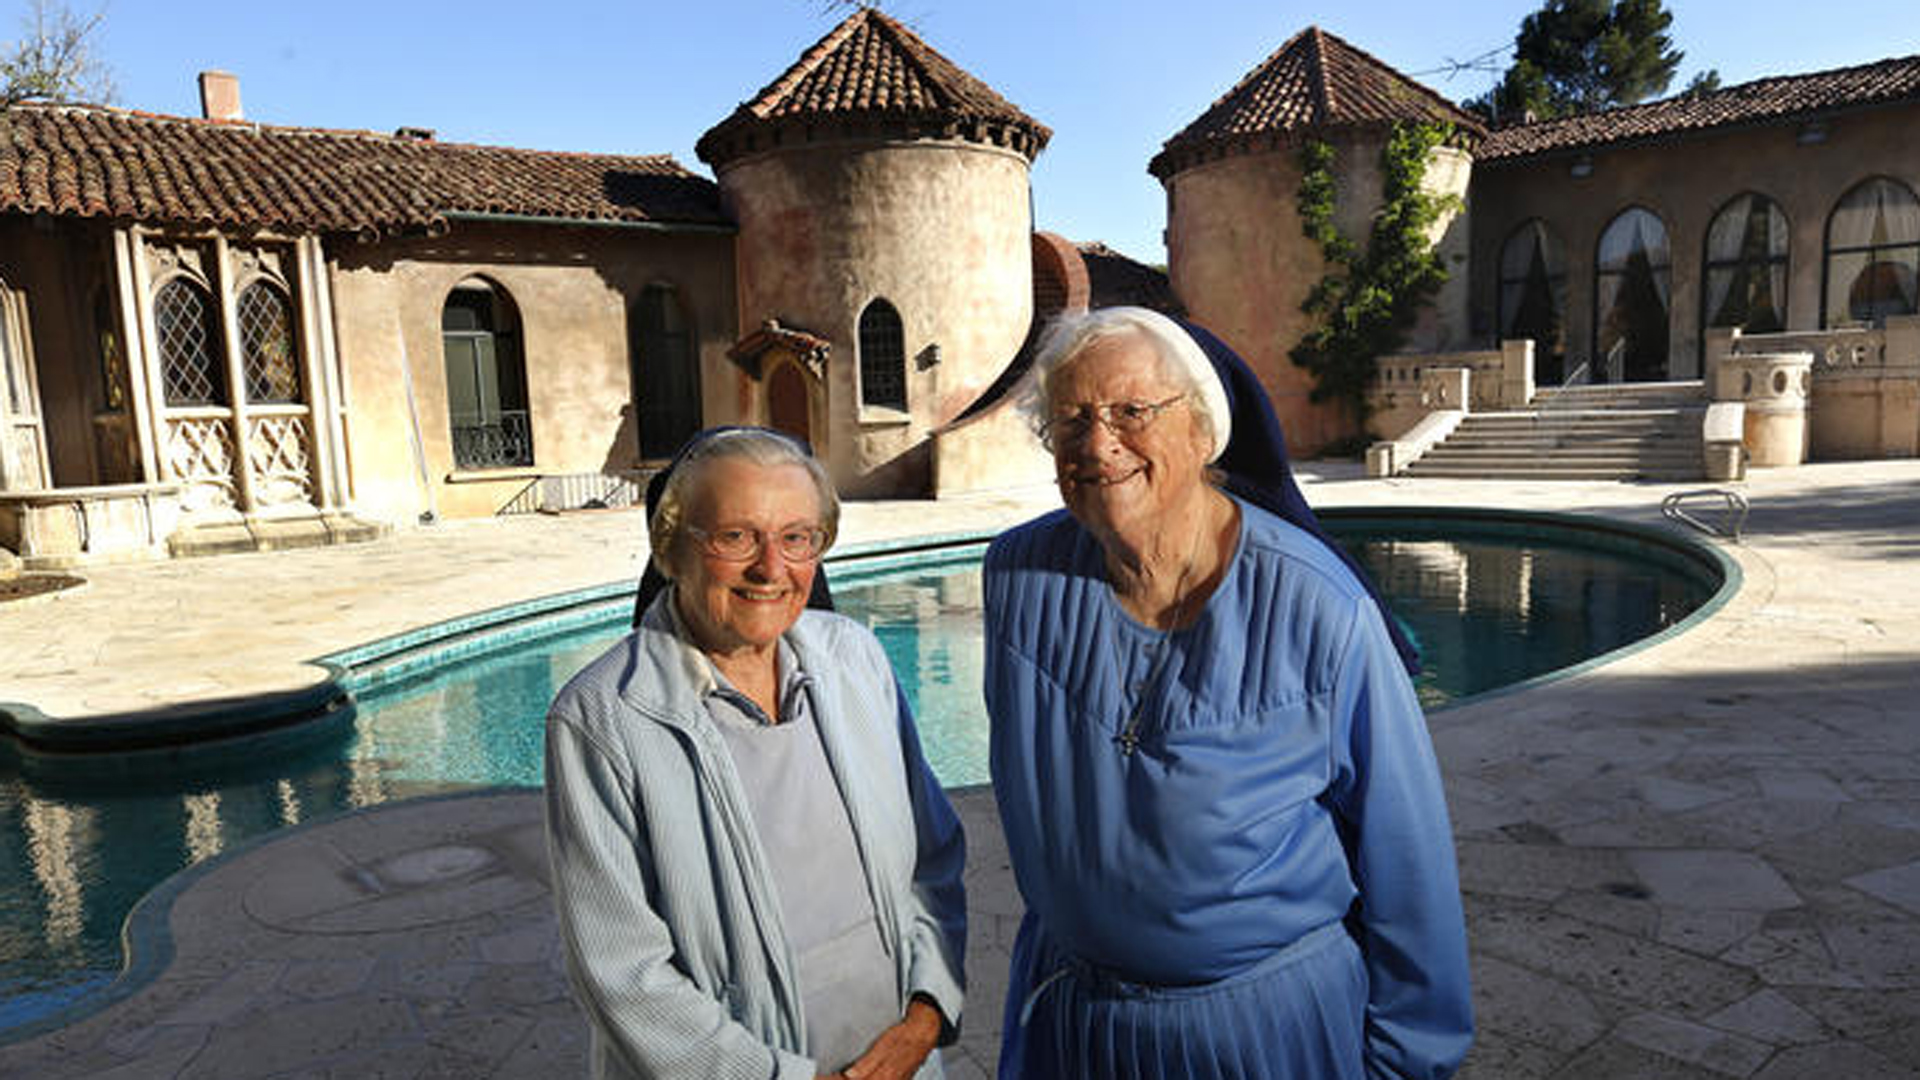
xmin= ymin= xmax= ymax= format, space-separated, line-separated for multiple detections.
xmin=1112 ymin=514 xmax=1204 ymax=757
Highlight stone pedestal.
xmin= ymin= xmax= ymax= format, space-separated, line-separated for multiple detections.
xmin=1720 ymin=352 xmax=1813 ymax=467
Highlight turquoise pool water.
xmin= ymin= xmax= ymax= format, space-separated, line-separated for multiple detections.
xmin=0 ymin=513 xmax=1726 ymax=1036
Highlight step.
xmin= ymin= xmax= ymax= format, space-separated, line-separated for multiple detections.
xmin=1418 ymin=451 xmax=1702 ymax=466
xmin=1404 ymin=464 xmax=1703 ymax=480
xmin=1464 ymin=408 xmax=1705 ymax=422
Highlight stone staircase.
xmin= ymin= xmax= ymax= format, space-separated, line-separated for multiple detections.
xmin=1402 ymin=380 xmax=1709 ymax=481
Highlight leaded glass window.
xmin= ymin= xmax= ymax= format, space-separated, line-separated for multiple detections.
xmin=238 ymin=280 xmax=301 ymax=403
xmin=1498 ymin=220 xmax=1568 ymax=383
xmin=155 ymin=276 xmax=228 ymax=406
xmin=858 ymin=298 xmax=906 ymax=410
xmin=1824 ymin=177 xmax=1920 ymax=327
xmin=1594 ymin=208 xmax=1672 ymax=383
xmin=1704 ymin=194 xmax=1790 ymax=338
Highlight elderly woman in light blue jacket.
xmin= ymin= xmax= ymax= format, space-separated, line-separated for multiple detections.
xmin=544 ymin=427 xmax=965 ymax=1080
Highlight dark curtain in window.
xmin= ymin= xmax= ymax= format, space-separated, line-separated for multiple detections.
xmin=1825 ymin=178 xmax=1920 ymax=326
xmin=1499 ymin=221 xmax=1567 ymax=384
xmin=1595 ymin=209 xmax=1672 ymax=383
xmin=1704 ymin=195 xmax=1789 ymax=338
xmin=631 ymin=284 xmax=701 ymax=460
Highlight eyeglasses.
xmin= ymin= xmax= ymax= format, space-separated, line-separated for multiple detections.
xmin=1039 ymin=394 xmax=1188 ymax=450
xmin=686 ymin=524 xmax=830 ymax=563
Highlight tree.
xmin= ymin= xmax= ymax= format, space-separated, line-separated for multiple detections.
xmin=2 ymin=1 xmax=114 ymax=108
xmin=1465 ymin=0 xmax=1689 ymax=123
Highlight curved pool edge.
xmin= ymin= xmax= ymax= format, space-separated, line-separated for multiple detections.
xmin=0 ymin=511 xmax=1739 ymax=1044
xmin=0 ymin=529 xmax=1004 ymax=761
xmin=1314 ymin=506 xmax=1744 ymax=714
xmin=0 ymin=787 xmax=531 ymax=1049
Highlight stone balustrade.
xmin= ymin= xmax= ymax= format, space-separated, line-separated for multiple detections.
xmin=1707 ymin=317 xmax=1919 ymax=460
xmin=1369 ymin=339 xmax=1535 ymax=442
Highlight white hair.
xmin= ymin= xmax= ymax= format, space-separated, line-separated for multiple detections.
xmin=1021 ymin=306 xmax=1231 ymax=461
xmin=649 ymin=428 xmax=840 ymax=579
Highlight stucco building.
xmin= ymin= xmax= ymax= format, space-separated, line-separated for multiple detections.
xmin=3 ymin=15 xmax=1917 ymax=566
xmin=1153 ymin=27 xmax=1920 ymax=458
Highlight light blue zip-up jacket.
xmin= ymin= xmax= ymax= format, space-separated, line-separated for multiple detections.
xmin=544 ymin=597 xmax=967 ymax=1080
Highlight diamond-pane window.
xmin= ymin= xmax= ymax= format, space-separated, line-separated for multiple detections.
xmin=239 ymin=281 xmax=301 ymax=403
xmin=155 ymin=277 xmax=227 ymax=406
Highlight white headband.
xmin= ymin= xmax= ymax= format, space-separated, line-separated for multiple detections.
xmin=1109 ymin=307 xmax=1233 ymax=463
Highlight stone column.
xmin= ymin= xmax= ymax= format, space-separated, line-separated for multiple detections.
xmin=211 ymin=235 xmax=259 ymax=513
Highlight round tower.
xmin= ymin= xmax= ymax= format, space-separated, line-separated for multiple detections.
xmin=698 ymin=9 xmax=1050 ymax=496
xmin=1151 ymin=27 xmax=1481 ymax=455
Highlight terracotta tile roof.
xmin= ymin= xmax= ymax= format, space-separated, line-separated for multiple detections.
xmin=0 ymin=103 xmax=728 ymax=235
xmin=1480 ymin=52 xmax=1920 ymax=161
xmin=1078 ymin=242 xmax=1183 ymax=316
xmin=698 ymin=8 xmax=1049 ymax=168
xmin=727 ymin=319 xmax=831 ymax=380
xmin=1151 ymin=26 xmax=1484 ymax=180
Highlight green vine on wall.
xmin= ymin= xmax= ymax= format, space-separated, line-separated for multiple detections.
xmin=1291 ymin=121 xmax=1459 ymax=434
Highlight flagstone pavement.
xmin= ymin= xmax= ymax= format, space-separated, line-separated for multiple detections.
xmin=3 ymin=461 xmax=1920 ymax=1078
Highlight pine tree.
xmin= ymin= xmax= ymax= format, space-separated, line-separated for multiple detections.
xmin=1465 ymin=0 xmax=1695 ymax=124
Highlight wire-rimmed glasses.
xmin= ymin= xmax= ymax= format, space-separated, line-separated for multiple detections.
xmin=1039 ymin=393 xmax=1188 ymax=450
xmin=686 ymin=524 xmax=829 ymax=562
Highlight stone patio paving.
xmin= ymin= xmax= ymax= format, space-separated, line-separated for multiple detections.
xmin=3 ymin=461 xmax=1919 ymax=1077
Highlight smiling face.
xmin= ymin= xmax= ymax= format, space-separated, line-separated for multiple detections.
xmin=672 ymin=457 xmax=822 ymax=659
xmin=1048 ymin=334 xmax=1213 ymax=543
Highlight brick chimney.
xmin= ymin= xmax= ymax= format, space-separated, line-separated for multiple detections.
xmin=198 ymin=71 xmax=243 ymax=122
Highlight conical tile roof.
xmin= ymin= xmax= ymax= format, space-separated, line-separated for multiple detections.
xmin=1150 ymin=26 xmax=1481 ymax=179
xmin=697 ymin=8 xmax=1049 ymax=168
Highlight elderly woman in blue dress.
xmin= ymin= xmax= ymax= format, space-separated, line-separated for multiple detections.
xmin=545 ymin=428 xmax=966 ymax=1080
xmin=984 ymin=307 xmax=1472 ymax=1079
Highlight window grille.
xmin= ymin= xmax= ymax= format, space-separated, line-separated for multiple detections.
xmin=238 ymin=280 xmax=301 ymax=403
xmin=155 ymin=277 xmax=227 ymax=406
xmin=859 ymin=299 xmax=907 ymax=410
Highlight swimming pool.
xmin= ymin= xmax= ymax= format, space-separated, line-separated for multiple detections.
xmin=0 ymin=509 xmax=1733 ymax=1037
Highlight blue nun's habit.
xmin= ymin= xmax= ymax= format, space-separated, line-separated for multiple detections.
xmin=983 ymin=322 xmax=1471 ymax=1079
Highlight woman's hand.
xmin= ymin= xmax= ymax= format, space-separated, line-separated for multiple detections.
xmin=840 ymin=997 xmax=944 ymax=1080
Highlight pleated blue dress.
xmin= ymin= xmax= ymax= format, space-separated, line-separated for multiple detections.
xmin=983 ymin=500 xmax=1473 ymax=1080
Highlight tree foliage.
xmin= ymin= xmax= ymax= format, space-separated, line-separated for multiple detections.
xmin=1465 ymin=0 xmax=1691 ymax=123
xmin=2 ymin=0 xmax=114 ymax=108
xmin=1290 ymin=122 xmax=1458 ymax=431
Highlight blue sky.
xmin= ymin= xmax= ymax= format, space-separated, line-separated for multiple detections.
xmin=34 ymin=0 xmax=1920 ymax=261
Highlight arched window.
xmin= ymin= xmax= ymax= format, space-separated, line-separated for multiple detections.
xmin=1824 ymin=177 xmax=1920 ymax=327
xmin=630 ymin=283 xmax=700 ymax=460
xmin=1703 ymin=194 xmax=1789 ymax=340
xmin=237 ymin=279 xmax=301 ymax=403
xmin=1594 ymin=208 xmax=1672 ymax=383
xmin=858 ymin=298 xmax=907 ymax=410
xmin=442 ymin=281 xmax=531 ymax=469
xmin=1498 ymin=220 xmax=1567 ymax=383
xmin=154 ymin=276 xmax=229 ymax=406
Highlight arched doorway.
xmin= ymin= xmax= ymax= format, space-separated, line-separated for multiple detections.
xmin=767 ymin=359 xmax=811 ymax=446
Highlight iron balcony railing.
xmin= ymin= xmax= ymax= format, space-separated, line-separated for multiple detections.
xmin=451 ymin=410 xmax=533 ymax=469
